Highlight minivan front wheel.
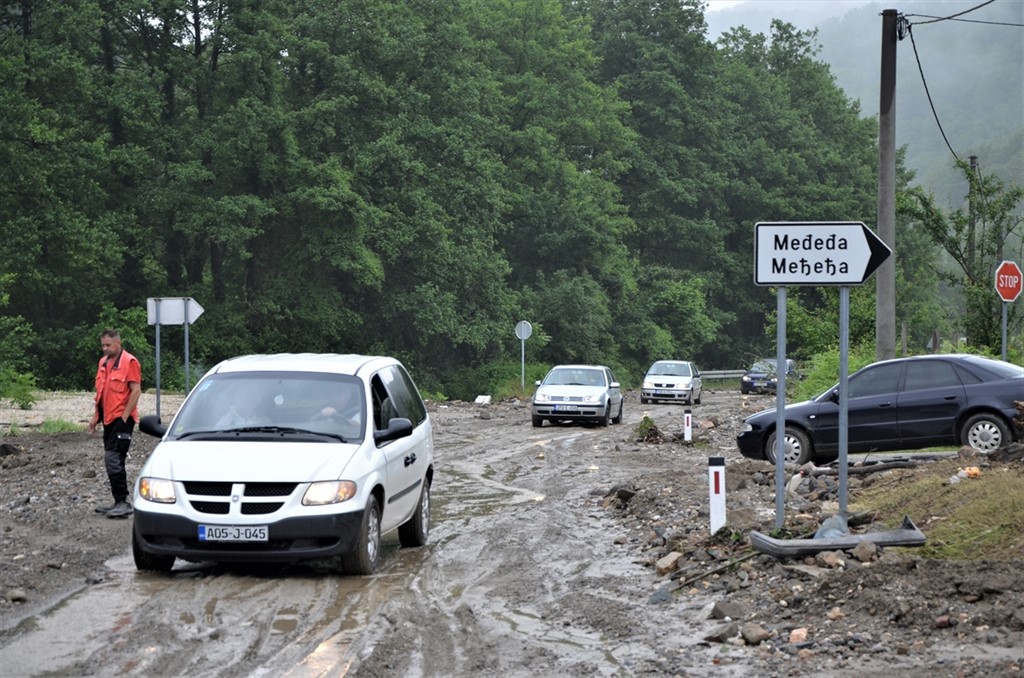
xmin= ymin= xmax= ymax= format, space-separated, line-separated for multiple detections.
xmin=342 ymin=495 xmax=381 ymax=575
xmin=132 ymin=529 xmax=174 ymax=573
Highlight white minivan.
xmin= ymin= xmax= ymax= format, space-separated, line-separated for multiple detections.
xmin=132 ymin=353 xmax=434 ymax=575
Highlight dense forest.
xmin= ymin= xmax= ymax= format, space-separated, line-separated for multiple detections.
xmin=2 ymin=0 xmax=1021 ymax=401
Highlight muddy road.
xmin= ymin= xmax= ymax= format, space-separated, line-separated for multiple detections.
xmin=2 ymin=390 xmax=1022 ymax=677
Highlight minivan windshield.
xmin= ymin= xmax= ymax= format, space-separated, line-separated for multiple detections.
xmin=168 ymin=372 xmax=365 ymax=442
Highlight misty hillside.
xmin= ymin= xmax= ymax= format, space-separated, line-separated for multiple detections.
xmin=714 ymin=0 xmax=1023 ymax=209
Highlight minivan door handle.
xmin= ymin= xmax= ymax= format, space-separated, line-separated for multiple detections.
xmin=404 ymin=453 xmax=417 ymax=467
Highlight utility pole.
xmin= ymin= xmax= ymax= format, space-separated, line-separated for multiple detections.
xmin=968 ymin=155 xmax=977 ymax=271
xmin=876 ymin=9 xmax=898 ymax=361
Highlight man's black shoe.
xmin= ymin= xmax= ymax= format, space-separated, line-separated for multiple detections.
xmin=107 ymin=501 xmax=133 ymax=519
xmin=95 ymin=503 xmax=116 ymax=514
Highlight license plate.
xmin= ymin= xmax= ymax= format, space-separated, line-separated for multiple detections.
xmin=655 ymin=390 xmax=673 ymax=395
xmin=553 ymin=404 xmax=578 ymax=412
xmin=199 ymin=525 xmax=269 ymax=542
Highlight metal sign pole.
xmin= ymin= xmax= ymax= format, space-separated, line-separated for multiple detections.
xmin=155 ymin=301 xmax=162 ymax=421
xmin=521 ymin=337 xmax=525 ymax=390
xmin=838 ymin=287 xmax=850 ymax=516
xmin=1002 ymin=302 xmax=1008 ymax=361
xmin=184 ymin=298 xmax=191 ymax=393
xmin=774 ymin=287 xmax=787 ymax=529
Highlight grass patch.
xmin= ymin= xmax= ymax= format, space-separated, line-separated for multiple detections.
xmin=850 ymin=458 xmax=1024 ymax=561
xmin=39 ymin=419 xmax=83 ymax=433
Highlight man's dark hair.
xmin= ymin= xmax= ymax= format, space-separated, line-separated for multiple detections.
xmin=101 ymin=328 xmax=121 ymax=340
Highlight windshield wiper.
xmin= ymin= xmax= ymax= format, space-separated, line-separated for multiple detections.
xmin=220 ymin=426 xmax=350 ymax=442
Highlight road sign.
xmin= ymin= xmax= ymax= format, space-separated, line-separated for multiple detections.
xmin=515 ymin=321 xmax=532 ymax=389
xmin=147 ymin=297 xmax=205 ymax=325
xmin=754 ymin=222 xmax=892 ymax=286
xmin=994 ymin=260 xmax=1022 ymax=303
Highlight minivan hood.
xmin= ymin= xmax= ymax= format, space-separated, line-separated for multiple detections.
xmin=143 ymin=440 xmax=359 ymax=482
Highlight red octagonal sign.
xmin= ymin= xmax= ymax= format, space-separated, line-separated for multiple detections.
xmin=995 ymin=260 xmax=1023 ymax=303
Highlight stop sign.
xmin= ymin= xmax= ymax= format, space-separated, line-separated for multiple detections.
xmin=995 ymin=260 xmax=1023 ymax=302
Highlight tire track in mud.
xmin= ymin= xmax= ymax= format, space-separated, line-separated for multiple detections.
xmin=343 ymin=404 xmax=686 ymax=677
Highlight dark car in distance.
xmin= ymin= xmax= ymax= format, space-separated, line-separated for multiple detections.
xmin=736 ymin=354 xmax=1023 ymax=465
xmin=741 ymin=358 xmax=800 ymax=394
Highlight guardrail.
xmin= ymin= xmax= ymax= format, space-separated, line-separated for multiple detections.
xmin=701 ymin=370 xmax=747 ymax=379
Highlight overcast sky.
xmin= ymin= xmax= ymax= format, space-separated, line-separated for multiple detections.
xmin=704 ymin=0 xmax=876 ymax=39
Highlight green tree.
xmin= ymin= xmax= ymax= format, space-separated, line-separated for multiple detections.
xmin=900 ymin=159 xmax=1024 ymax=350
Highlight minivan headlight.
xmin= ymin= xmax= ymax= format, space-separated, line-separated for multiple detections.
xmin=303 ymin=480 xmax=357 ymax=506
xmin=534 ymin=392 xmax=551 ymax=403
xmin=740 ymin=423 xmax=753 ymax=434
xmin=139 ymin=477 xmax=176 ymax=504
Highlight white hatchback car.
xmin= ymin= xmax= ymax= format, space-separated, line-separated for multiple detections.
xmin=641 ymin=360 xmax=702 ymax=405
xmin=531 ymin=364 xmax=623 ymax=427
xmin=132 ymin=354 xmax=434 ymax=575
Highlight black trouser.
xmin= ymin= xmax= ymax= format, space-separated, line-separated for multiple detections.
xmin=101 ymin=417 xmax=135 ymax=502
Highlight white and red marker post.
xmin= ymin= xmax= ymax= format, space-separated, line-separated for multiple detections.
xmin=683 ymin=408 xmax=692 ymax=442
xmin=709 ymin=457 xmax=726 ymax=535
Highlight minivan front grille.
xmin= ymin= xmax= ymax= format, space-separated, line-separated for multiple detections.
xmin=191 ymin=501 xmax=230 ymax=514
xmin=182 ymin=481 xmax=297 ymax=515
xmin=184 ymin=481 xmax=231 ymax=496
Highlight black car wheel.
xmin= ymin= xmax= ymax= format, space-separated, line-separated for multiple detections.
xmin=599 ymin=405 xmax=611 ymax=427
xmin=132 ymin=529 xmax=174 ymax=573
xmin=532 ymin=414 xmax=543 ymax=427
xmin=765 ymin=426 xmax=812 ymax=465
xmin=612 ymin=399 xmax=623 ymax=424
xmin=961 ymin=413 xmax=1010 ymax=452
xmin=342 ymin=495 xmax=381 ymax=575
xmin=398 ymin=480 xmax=430 ymax=547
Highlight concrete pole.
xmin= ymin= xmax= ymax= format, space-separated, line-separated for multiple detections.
xmin=876 ymin=9 xmax=898 ymax=361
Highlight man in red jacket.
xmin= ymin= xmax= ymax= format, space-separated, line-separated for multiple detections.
xmin=88 ymin=329 xmax=142 ymax=519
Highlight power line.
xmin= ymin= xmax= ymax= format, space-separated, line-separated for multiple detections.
xmin=905 ymin=16 xmax=1023 ymax=28
xmin=905 ymin=0 xmax=998 ymax=26
xmin=898 ymin=15 xmax=961 ymax=162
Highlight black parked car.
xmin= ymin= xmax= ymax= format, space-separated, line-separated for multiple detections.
xmin=740 ymin=358 xmax=800 ymax=394
xmin=736 ymin=354 xmax=1023 ymax=465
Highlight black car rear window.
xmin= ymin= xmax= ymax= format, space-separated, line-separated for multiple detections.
xmin=960 ymin=356 xmax=1024 ymax=380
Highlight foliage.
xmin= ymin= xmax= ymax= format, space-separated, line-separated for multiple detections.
xmin=792 ymin=344 xmax=878 ymax=402
xmin=851 ymin=459 xmax=1024 ymax=561
xmin=899 ymin=160 xmax=1024 ymax=350
xmin=634 ymin=415 xmax=660 ymax=442
xmin=0 ymin=0 xmax=1003 ymax=398
xmin=40 ymin=419 xmax=83 ymax=434
xmin=0 ymin=369 xmax=37 ymax=410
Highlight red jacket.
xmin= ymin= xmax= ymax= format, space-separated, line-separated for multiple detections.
xmin=94 ymin=350 xmax=141 ymax=425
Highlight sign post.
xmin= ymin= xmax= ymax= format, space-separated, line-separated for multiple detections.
xmin=994 ymin=260 xmax=1022 ymax=361
xmin=515 ymin=321 xmax=532 ymax=390
xmin=755 ymin=222 xmax=891 ymax=527
xmin=147 ymin=297 xmax=205 ymax=419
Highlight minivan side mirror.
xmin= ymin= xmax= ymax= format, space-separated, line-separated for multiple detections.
xmin=374 ymin=417 xmax=413 ymax=445
xmin=139 ymin=414 xmax=167 ymax=438
xmin=610 ymin=382 xmax=620 ymax=389
xmin=828 ymin=389 xmax=840 ymax=404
